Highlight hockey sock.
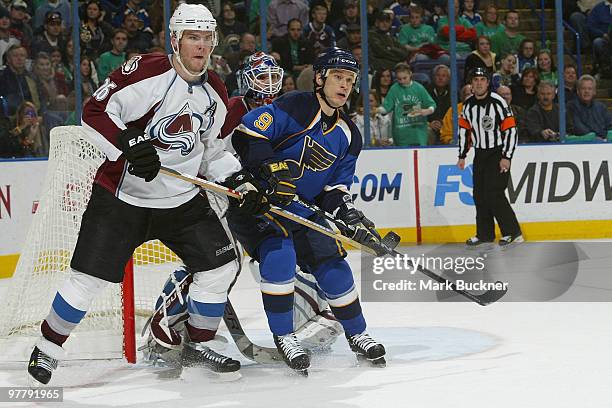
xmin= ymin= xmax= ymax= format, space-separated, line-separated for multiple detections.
xmin=312 ymin=258 xmax=366 ymax=336
xmin=42 ymin=270 xmax=109 ymax=346
xmin=258 ymin=237 xmax=296 ymax=336
xmin=186 ymin=261 xmax=239 ymax=342
xmin=186 ymin=300 xmax=224 ymax=342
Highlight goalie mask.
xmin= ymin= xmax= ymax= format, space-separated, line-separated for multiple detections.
xmin=169 ymin=3 xmax=218 ymax=77
xmin=237 ymin=52 xmax=284 ymax=106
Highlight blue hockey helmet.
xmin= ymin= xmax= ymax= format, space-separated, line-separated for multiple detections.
xmin=237 ymin=52 xmax=284 ymax=106
xmin=313 ymin=47 xmax=360 ymax=93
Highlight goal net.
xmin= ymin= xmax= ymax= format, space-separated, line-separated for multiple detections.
xmin=0 ymin=126 xmax=182 ymax=362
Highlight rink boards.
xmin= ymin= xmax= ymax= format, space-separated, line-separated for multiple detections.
xmin=2 ymin=143 xmax=612 ymax=277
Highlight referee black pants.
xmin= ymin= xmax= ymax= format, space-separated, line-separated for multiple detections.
xmin=472 ymin=147 xmax=521 ymax=241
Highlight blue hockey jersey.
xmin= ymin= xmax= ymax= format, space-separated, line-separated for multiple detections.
xmin=232 ymin=91 xmax=362 ymax=217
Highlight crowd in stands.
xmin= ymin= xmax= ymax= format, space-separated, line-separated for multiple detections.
xmin=1 ymin=0 xmax=612 ymax=158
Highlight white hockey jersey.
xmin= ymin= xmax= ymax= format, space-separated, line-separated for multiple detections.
xmin=82 ymin=54 xmax=241 ymax=208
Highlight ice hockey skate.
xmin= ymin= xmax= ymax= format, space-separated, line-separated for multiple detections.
xmin=273 ymin=333 xmax=310 ymax=376
xmin=181 ymin=334 xmax=241 ymax=379
xmin=346 ymin=332 xmax=386 ymax=367
xmin=27 ymin=338 xmax=66 ymax=385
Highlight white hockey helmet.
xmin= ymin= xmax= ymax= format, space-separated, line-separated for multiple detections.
xmin=169 ymin=3 xmax=218 ymax=76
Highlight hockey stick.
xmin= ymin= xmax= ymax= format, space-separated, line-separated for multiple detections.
xmin=292 ymin=198 xmax=508 ymax=306
xmin=223 ymin=298 xmax=282 ymax=364
xmin=158 ymin=166 xmax=373 ymax=254
xmin=160 ymin=167 xmax=506 ymax=305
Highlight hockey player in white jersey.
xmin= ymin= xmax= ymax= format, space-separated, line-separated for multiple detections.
xmin=27 ymin=4 xmax=270 ymax=384
xmin=144 ymin=52 xmax=343 ymax=362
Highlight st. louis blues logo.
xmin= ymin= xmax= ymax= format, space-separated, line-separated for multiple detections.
xmin=285 ymin=136 xmax=337 ymax=180
xmin=150 ymin=102 xmax=203 ymax=156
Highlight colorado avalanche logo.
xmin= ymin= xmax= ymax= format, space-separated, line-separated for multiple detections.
xmin=150 ymin=103 xmax=203 ymax=156
xmin=122 ymin=55 xmax=142 ymax=75
xmin=285 ymin=136 xmax=337 ymax=180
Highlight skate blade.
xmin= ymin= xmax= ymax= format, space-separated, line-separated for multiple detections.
xmin=356 ymin=354 xmax=387 ymax=368
xmin=465 ymin=243 xmax=495 ymax=252
xmin=282 ymin=364 xmax=309 ymax=377
xmin=26 ymin=372 xmax=49 ymax=387
xmin=183 ymin=366 xmax=242 ymax=382
xmin=211 ymin=370 xmax=242 ymax=382
xmin=291 ymin=368 xmax=308 ymax=377
xmin=499 ymin=240 xmax=524 ymax=251
xmin=155 ymin=365 xmax=184 ymax=380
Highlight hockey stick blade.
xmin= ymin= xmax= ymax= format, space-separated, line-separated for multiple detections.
xmin=381 ymin=231 xmax=401 ymax=251
xmin=386 ymin=246 xmax=507 ymax=306
xmin=292 ymin=197 xmax=508 ymax=306
xmin=223 ymin=299 xmax=282 ymax=364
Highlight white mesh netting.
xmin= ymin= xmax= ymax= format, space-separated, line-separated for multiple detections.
xmin=0 ymin=126 xmax=181 ymax=361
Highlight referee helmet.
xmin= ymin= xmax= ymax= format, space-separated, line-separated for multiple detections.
xmin=468 ymin=67 xmax=491 ymax=82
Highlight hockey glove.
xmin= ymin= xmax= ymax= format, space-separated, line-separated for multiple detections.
xmin=335 ymin=201 xmax=381 ymax=245
xmin=118 ymin=128 xmax=161 ymax=182
xmin=223 ymin=170 xmax=270 ymax=216
xmin=260 ymin=160 xmax=297 ymax=206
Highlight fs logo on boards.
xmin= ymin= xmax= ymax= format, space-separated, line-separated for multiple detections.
xmin=435 ymin=165 xmax=474 ymax=206
xmin=434 ymin=161 xmax=612 ymax=207
xmin=351 ymin=173 xmax=402 ymax=203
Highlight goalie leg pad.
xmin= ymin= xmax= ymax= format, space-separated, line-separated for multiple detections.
xmin=148 ymin=268 xmax=192 ymax=349
xmin=42 ymin=269 xmax=110 ymax=346
xmin=295 ymin=314 xmax=344 ymax=350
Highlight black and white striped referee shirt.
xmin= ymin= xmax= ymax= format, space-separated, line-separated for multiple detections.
xmin=458 ymin=91 xmax=518 ymax=159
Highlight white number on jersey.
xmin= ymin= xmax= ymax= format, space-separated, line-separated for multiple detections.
xmin=93 ymin=78 xmax=118 ymax=102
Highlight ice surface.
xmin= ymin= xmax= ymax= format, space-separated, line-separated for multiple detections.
xmin=1 ymin=250 xmax=611 ymax=408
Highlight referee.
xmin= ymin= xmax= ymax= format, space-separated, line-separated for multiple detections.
xmin=457 ymin=67 xmax=523 ymax=248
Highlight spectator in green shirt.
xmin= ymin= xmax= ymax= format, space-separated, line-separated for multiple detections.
xmin=377 ymin=63 xmax=436 ymax=146
xmin=475 ymin=4 xmax=505 ymax=38
xmin=97 ymin=28 xmax=128 ymax=82
xmin=537 ymin=49 xmax=558 ymax=86
xmin=490 ymin=10 xmax=525 ymax=56
xmin=398 ymin=6 xmax=436 ymax=60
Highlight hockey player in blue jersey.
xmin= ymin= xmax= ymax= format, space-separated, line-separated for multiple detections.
xmin=230 ymin=48 xmax=386 ymax=374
